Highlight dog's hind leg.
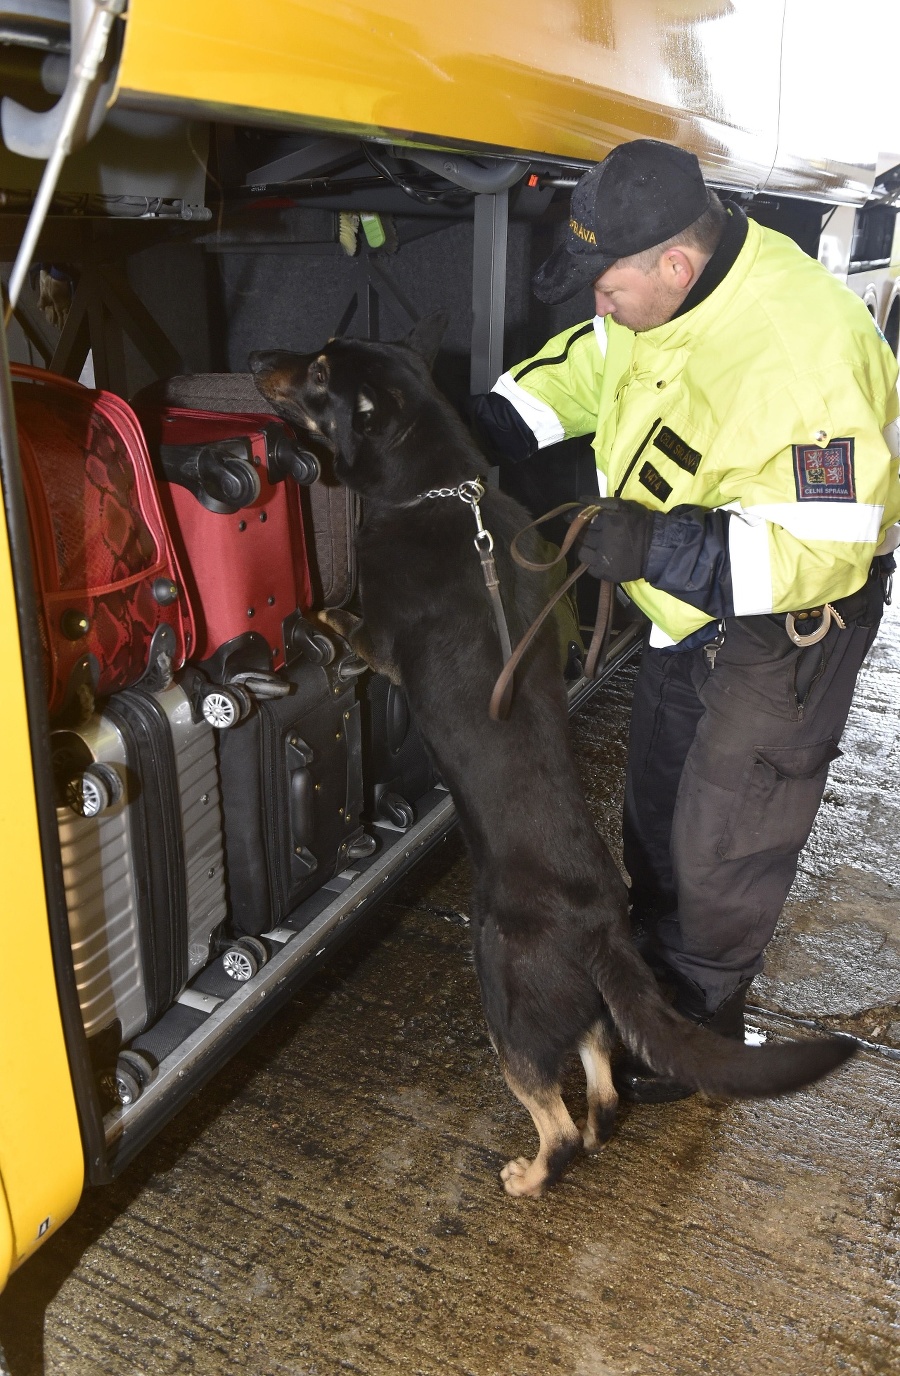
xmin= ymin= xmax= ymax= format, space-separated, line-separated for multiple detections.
xmin=578 ymin=1022 xmax=618 ymax=1153
xmin=498 ymin=1070 xmax=582 ymax=1199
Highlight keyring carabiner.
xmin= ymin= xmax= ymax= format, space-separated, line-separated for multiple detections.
xmin=785 ymin=603 xmax=846 ymax=647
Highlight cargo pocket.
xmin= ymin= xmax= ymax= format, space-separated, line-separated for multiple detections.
xmin=718 ymin=739 xmax=842 ymax=860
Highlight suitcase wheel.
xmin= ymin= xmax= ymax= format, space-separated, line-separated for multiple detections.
xmin=378 ymin=793 xmax=415 ymax=831
xmin=102 ymin=1048 xmax=155 ymax=1108
xmin=286 ymin=620 xmax=336 ymax=666
xmin=223 ymin=935 xmax=268 ymax=982
xmin=309 ymin=633 xmax=336 ymax=665
xmin=270 ymin=435 xmax=320 ymax=487
xmin=200 ymin=684 xmax=252 ymax=729
xmin=336 ymin=653 xmax=368 ymax=682
xmin=347 ymin=830 xmax=378 ymax=859
xmin=66 ymin=763 xmax=123 ymax=817
xmin=198 ymin=445 xmax=261 ymax=511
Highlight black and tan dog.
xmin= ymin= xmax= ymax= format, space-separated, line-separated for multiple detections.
xmin=250 ymin=321 xmax=855 ymax=1198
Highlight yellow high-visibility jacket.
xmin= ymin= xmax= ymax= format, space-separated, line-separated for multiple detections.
xmin=492 ymin=216 xmax=900 ymax=645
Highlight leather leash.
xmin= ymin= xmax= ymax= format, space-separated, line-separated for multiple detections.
xmin=412 ymin=485 xmax=613 ymax=723
xmin=415 ymin=479 xmax=514 ymax=668
xmin=489 ymin=501 xmax=614 ymax=722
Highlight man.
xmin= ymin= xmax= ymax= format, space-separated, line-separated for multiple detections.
xmin=473 ymin=139 xmax=900 ymax=1102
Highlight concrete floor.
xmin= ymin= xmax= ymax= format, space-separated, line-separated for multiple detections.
xmin=1 ymin=603 xmax=898 ymax=1376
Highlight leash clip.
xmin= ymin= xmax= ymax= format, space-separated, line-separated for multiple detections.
xmin=457 ymin=478 xmax=486 ymax=519
xmin=456 ymin=478 xmax=497 ymax=556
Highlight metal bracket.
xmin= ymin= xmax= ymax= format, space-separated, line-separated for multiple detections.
xmin=332 ymin=247 xmax=421 ymax=341
xmin=243 ymin=136 xmax=359 ymax=188
xmin=470 ymin=190 xmax=509 ymax=394
xmin=49 ymin=261 xmax=182 ymax=388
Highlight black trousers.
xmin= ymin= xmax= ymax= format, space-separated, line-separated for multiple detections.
xmin=623 ymin=573 xmax=885 ymax=1012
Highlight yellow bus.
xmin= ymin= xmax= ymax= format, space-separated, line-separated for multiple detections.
xmin=1 ymin=0 xmax=897 ymax=1293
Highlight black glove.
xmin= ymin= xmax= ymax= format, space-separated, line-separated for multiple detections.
xmin=568 ymin=497 xmax=655 ymax=582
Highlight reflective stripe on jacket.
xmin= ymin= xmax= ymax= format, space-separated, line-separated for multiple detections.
xmin=493 ymin=218 xmax=900 ymax=645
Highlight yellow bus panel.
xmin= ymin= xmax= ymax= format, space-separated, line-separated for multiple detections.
xmin=115 ymin=0 xmax=883 ymax=202
xmin=116 ymin=0 xmax=783 ymax=185
xmin=0 ymin=485 xmax=83 ymax=1285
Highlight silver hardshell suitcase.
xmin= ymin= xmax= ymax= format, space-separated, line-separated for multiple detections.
xmin=52 ymin=676 xmax=228 ymax=1059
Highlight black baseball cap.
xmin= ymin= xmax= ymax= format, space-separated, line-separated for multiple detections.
xmin=532 ymin=139 xmax=712 ymax=304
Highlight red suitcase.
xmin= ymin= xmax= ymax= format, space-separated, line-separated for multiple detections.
xmin=138 ymin=406 xmax=317 ymax=669
xmin=13 ymin=365 xmax=194 ymax=718
xmin=133 ymin=373 xmax=358 ymax=610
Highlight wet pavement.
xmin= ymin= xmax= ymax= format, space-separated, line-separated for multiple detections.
xmin=1 ymin=605 xmax=898 ymax=1376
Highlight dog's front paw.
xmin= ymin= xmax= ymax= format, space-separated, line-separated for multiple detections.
xmin=500 ymin=1156 xmax=547 ymax=1198
xmin=318 ymin=608 xmax=361 ymax=641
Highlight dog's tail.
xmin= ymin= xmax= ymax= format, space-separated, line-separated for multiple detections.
xmin=590 ymin=927 xmax=855 ymax=1098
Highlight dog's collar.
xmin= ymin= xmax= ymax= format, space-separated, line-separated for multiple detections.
xmin=413 ymin=479 xmax=485 ymax=504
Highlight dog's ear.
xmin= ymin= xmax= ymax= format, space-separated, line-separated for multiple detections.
xmin=403 ymin=311 xmax=449 ymax=369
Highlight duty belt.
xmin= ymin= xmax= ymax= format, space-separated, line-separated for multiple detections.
xmin=785 ymin=578 xmax=873 ymax=647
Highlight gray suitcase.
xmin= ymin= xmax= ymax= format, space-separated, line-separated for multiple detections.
xmin=52 ymin=674 xmax=228 ymax=1068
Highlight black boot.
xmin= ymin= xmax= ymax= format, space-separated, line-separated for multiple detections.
xmin=614 ymin=978 xmax=751 ymax=1105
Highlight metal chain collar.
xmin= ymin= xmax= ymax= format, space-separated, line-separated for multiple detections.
xmin=414 ymin=479 xmax=494 ymax=552
xmin=416 ymin=479 xmax=485 ymax=503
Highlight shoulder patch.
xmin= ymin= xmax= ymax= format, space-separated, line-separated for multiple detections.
xmin=638 ymin=461 xmax=673 ymax=504
xmin=792 ymin=438 xmax=856 ymax=502
xmin=653 ymin=425 xmax=702 ymax=474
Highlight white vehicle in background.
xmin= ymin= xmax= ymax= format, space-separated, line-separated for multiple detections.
xmin=845 ymin=158 xmax=900 ymax=357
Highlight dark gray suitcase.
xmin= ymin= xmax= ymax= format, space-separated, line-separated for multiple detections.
xmin=216 ymin=653 xmax=373 ymax=936
xmin=360 ymin=673 xmax=438 ymax=830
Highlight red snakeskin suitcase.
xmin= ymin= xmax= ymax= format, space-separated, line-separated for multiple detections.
xmin=13 ymin=365 xmax=193 ymax=718
xmin=138 ymin=406 xmax=317 ymax=669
